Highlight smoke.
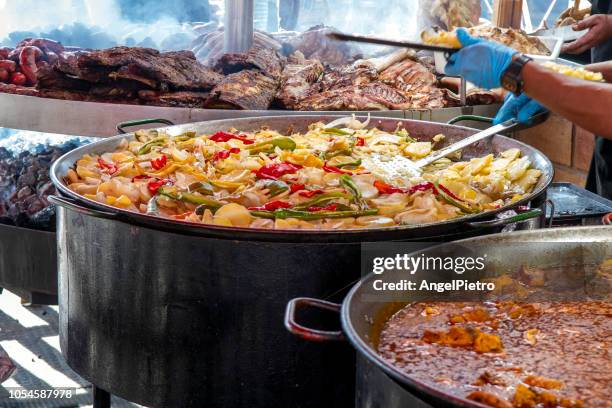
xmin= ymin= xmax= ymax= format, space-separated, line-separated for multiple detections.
xmin=0 ymin=0 xmax=221 ymax=50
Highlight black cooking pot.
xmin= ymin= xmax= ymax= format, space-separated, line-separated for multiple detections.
xmin=48 ymin=115 xmax=553 ymax=408
xmin=285 ymin=226 xmax=612 ymax=408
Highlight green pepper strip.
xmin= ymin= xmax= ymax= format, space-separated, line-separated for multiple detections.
xmin=264 ymin=180 xmax=289 ymax=197
xmin=246 ymin=137 xmax=296 ymax=154
xmin=137 ymin=137 xmax=167 ymax=155
xmin=158 ymin=186 xmax=223 ymax=211
xmin=293 ymin=192 xmax=353 ymax=210
xmin=173 ymin=131 xmax=197 ymax=142
xmin=251 ymin=208 xmax=379 ymax=220
xmin=188 ymin=181 xmax=215 ymax=196
xmin=324 ymin=149 xmax=352 ymax=159
xmin=339 ymin=174 xmax=368 ymax=210
xmin=322 ymin=128 xmax=353 ymax=136
xmin=335 ymin=158 xmax=362 ymax=168
xmin=433 ymin=181 xmax=477 ymax=213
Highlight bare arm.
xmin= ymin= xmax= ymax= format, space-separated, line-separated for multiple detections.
xmin=522 ymin=62 xmax=612 ymax=139
xmin=586 ymin=61 xmax=612 ymax=82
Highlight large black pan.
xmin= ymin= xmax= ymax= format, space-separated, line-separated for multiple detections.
xmin=50 ymin=115 xmax=553 ymax=243
xmin=285 ymin=226 xmax=612 ymax=407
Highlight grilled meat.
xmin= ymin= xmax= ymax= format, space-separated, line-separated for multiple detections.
xmin=320 ymin=64 xmax=378 ymax=92
xmin=379 ymin=58 xmax=446 ymax=109
xmin=205 ymin=70 xmax=279 ymax=110
xmin=76 ymin=47 xmax=223 ymax=90
xmin=138 ymin=90 xmax=210 ymax=108
xmin=275 ymin=52 xmax=324 ymax=109
xmin=214 ymin=45 xmax=283 ymax=79
xmin=296 ymin=85 xmax=390 ymax=111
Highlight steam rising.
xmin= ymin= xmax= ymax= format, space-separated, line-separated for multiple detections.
xmin=0 ymin=0 xmax=222 ymax=50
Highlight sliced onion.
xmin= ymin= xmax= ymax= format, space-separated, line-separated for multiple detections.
xmin=324 ymin=113 xmax=371 ymax=130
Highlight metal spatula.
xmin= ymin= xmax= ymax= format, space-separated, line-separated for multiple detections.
xmin=361 ymin=113 xmax=548 ymax=185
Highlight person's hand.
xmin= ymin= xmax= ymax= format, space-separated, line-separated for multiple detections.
xmin=561 ymin=14 xmax=612 ymax=55
xmin=445 ymin=28 xmax=518 ymax=90
xmin=493 ymin=93 xmax=547 ymax=125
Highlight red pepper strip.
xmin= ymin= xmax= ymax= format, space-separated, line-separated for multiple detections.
xmin=355 ymin=137 xmax=365 ymax=146
xmin=209 ymin=131 xmax=254 ymax=145
xmin=322 ymin=165 xmax=353 ymax=174
xmin=374 ymin=180 xmax=407 ymax=194
xmin=213 ymin=147 xmax=241 ymax=161
xmin=308 ymin=204 xmax=338 ymax=212
xmin=248 ymin=200 xmax=293 ymax=211
xmin=255 ymin=162 xmax=303 ymax=180
xmin=151 ymin=154 xmax=167 ymax=170
xmin=374 ymin=181 xmax=437 ymax=195
xmin=131 ymin=174 xmax=151 ymax=182
xmin=147 ymin=178 xmax=173 ymax=195
xmin=408 ymin=182 xmax=437 ymax=195
xmin=97 ymin=158 xmax=118 ymax=175
xmin=436 ymin=183 xmax=464 ymax=202
xmin=298 ymin=189 xmax=324 ymax=198
xmin=290 ymin=183 xmax=305 ymax=193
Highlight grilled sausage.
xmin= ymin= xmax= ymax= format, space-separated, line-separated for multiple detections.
xmin=10 ymin=72 xmax=27 ymax=86
xmin=0 ymin=47 xmax=12 ymax=60
xmin=0 ymin=69 xmax=9 ymax=83
xmin=0 ymin=60 xmax=16 ymax=72
xmin=19 ymin=46 xmax=42 ymax=85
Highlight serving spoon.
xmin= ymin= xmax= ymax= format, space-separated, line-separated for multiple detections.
xmin=358 ymin=111 xmax=549 ymax=183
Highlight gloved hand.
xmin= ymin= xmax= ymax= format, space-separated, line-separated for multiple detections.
xmin=493 ymin=93 xmax=546 ymax=125
xmin=445 ymin=28 xmax=518 ymax=89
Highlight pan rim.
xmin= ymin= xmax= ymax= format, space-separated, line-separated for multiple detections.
xmin=50 ymin=115 xmax=554 ymax=242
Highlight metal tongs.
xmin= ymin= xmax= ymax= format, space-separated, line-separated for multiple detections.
xmin=328 ymin=32 xmax=459 ymax=56
xmin=361 ymin=111 xmax=549 ymax=182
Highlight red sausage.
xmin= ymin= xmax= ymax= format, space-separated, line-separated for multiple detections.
xmin=0 ymin=60 xmax=16 ymax=72
xmin=19 ymin=46 xmax=42 ymax=85
xmin=0 ymin=47 xmax=12 ymax=60
xmin=0 ymin=69 xmax=9 ymax=83
xmin=10 ymin=72 xmax=27 ymax=86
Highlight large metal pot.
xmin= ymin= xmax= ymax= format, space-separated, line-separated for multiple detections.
xmin=285 ymin=226 xmax=612 ymax=407
xmin=49 ymin=115 xmax=554 ymax=408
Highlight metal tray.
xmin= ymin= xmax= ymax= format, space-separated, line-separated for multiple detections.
xmin=0 ymin=92 xmax=500 ymax=137
xmin=547 ymin=182 xmax=612 ymax=226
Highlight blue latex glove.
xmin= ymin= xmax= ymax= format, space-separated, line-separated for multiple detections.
xmin=493 ymin=93 xmax=547 ymax=125
xmin=445 ymin=28 xmax=517 ymax=89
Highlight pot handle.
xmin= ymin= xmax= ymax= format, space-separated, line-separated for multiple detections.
xmin=116 ymin=118 xmax=175 ymax=134
xmin=48 ymin=195 xmax=118 ymax=220
xmin=447 ymin=115 xmax=493 ymax=125
xmin=284 ymin=297 xmax=345 ymax=342
xmin=466 ymin=208 xmax=542 ymax=229
xmin=448 ymin=111 xmax=548 ymax=130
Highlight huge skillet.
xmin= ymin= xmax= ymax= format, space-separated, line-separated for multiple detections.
xmin=50 ymin=115 xmax=553 ymax=242
xmin=285 ymin=226 xmax=612 ymax=408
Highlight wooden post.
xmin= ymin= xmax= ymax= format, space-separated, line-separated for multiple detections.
xmin=493 ymin=0 xmax=524 ymax=28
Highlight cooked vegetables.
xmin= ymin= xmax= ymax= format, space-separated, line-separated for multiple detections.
xmin=64 ymin=121 xmax=542 ymax=230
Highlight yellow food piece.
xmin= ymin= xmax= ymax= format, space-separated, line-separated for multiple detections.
xmin=214 ymin=203 xmax=253 ymax=228
xmin=513 ymin=384 xmax=538 ymax=408
xmin=523 ymin=375 xmax=563 ymax=390
xmin=404 ymin=142 xmax=432 ymax=159
xmin=473 ymin=331 xmax=504 ymax=353
xmin=212 ymin=216 xmax=233 ymax=226
xmin=421 ymin=30 xmax=461 ymax=48
xmin=542 ymin=61 xmax=604 ymax=82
